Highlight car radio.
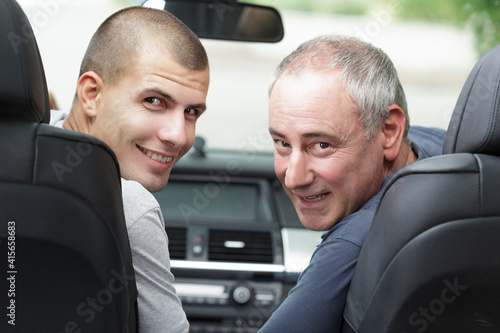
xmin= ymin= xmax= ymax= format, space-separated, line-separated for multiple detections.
xmin=174 ymin=278 xmax=284 ymax=332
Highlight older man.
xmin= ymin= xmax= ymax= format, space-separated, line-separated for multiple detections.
xmin=261 ymin=35 xmax=445 ymax=332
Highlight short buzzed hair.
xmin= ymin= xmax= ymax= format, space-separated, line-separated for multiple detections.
xmin=79 ymin=6 xmax=208 ymax=86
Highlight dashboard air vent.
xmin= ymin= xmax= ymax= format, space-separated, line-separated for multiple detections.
xmin=165 ymin=227 xmax=187 ymax=259
xmin=209 ymin=230 xmax=273 ymax=263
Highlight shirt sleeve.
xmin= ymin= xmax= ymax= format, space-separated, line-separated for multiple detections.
xmin=127 ymin=207 xmax=189 ymax=333
xmin=259 ymin=238 xmax=361 ymax=333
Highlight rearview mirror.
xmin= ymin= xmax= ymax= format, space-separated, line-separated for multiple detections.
xmin=143 ymin=0 xmax=284 ymax=43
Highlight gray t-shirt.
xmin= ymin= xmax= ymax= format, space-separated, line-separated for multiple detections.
xmin=122 ymin=179 xmax=189 ymax=333
xmin=50 ymin=110 xmax=189 ymax=333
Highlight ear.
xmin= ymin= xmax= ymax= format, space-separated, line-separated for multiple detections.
xmin=76 ymin=71 xmax=103 ymax=119
xmin=382 ymin=104 xmax=407 ymax=162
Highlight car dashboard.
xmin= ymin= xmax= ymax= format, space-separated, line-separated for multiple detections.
xmin=153 ymin=144 xmax=322 ymax=332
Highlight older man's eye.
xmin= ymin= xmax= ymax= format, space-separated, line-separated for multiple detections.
xmin=314 ymin=142 xmax=330 ymax=149
xmin=275 ymin=139 xmax=290 ymax=148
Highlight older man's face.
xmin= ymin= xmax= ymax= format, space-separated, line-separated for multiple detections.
xmin=269 ymin=70 xmax=387 ymax=231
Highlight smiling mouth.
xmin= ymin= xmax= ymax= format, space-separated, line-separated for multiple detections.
xmin=138 ymin=146 xmax=173 ymax=164
xmin=302 ymin=194 xmax=327 ymax=202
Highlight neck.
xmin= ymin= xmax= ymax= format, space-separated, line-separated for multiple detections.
xmin=405 ymin=142 xmax=418 ymax=165
xmin=384 ymin=141 xmax=417 ymax=179
xmin=62 ymin=103 xmax=91 ymax=135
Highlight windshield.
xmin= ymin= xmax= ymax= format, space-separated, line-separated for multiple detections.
xmin=19 ymin=0 xmax=484 ymax=152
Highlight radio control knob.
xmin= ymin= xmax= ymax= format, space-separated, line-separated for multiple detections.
xmin=232 ymin=286 xmax=252 ymax=305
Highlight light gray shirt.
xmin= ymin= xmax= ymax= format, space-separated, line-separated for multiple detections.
xmin=122 ymin=179 xmax=189 ymax=333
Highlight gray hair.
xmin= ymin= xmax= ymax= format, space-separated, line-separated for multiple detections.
xmin=269 ymin=34 xmax=409 ymax=142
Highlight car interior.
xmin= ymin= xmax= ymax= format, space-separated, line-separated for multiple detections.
xmin=0 ymin=0 xmax=138 ymax=332
xmin=342 ymin=44 xmax=500 ymax=332
xmin=155 ymin=149 xmax=316 ymax=331
xmin=2 ymin=0 xmax=500 ymax=332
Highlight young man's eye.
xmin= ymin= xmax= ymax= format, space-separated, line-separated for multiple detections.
xmin=185 ymin=108 xmax=199 ymax=116
xmin=144 ymin=97 xmax=164 ymax=108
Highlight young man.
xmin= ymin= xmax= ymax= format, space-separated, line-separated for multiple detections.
xmin=261 ymin=35 xmax=445 ymax=332
xmin=51 ymin=7 xmax=210 ymax=333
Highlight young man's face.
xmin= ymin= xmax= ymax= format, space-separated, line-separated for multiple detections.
xmin=90 ymin=51 xmax=209 ymax=192
xmin=269 ymin=70 xmax=387 ymax=231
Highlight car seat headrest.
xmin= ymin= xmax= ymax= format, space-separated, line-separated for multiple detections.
xmin=0 ymin=0 xmax=50 ymax=123
xmin=444 ymin=45 xmax=500 ymax=155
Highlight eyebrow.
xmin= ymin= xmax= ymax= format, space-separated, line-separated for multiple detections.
xmin=148 ymin=88 xmax=207 ymax=112
xmin=302 ymin=131 xmax=341 ymax=142
xmin=269 ymin=128 xmax=341 ymax=143
xmin=269 ymin=128 xmax=285 ymax=138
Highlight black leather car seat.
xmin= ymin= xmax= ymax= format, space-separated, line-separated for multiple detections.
xmin=0 ymin=0 xmax=138 ymax=332
xmin=342 ymin=44 xmax=500 ymax=332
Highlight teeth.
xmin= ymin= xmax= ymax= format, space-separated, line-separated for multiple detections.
xmin=139 ymin=147 xmax=172 ymax=164
xmin=303 ymin=194 xmax=326 ymax=202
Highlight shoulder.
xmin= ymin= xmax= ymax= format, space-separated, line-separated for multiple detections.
xmin=409 ymin=126 xmax=446 ymax=158
xmin=320 ymin=193 xmax=380 ymax=248
xmin=121 ymin=178 xmax=162 ymax=228
xmin=121 ymin=178 xmax=158 ymax=203
xmin=49 ymin=109 xmax=69 ymax=128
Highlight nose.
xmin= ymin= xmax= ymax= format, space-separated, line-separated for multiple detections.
xmin=284 ymin=150 xmax=313 ymax=190
xmin=157 ymin=110 xmax=188 ymax=149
